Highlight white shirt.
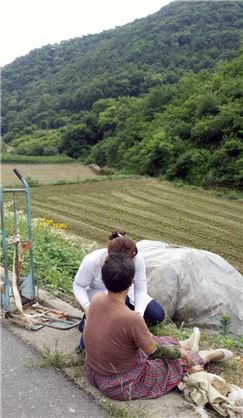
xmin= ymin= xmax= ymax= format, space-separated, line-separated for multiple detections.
xmin=73 ymin=248 xmax=152 ymax=316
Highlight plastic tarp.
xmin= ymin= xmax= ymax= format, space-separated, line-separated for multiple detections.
xmin=137 ymin=240 xmax=243 ymax=337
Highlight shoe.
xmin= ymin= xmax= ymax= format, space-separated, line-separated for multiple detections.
xmin=198 ymin=349 xmax=233 ymax=362
xmin=75 ymin=345 xmax=84 ymax=354
xmin=187 ymin=327 xmax=200 ymax=353
xmin=75 ymin=335 xmax=85 ymax=354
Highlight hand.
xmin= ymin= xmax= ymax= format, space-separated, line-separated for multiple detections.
xmin=179 ymin=348 xmax=193 ymax=366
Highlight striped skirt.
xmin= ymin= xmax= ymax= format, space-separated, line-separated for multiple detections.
xmin=84 ymin=336 xmax=204 ymax=401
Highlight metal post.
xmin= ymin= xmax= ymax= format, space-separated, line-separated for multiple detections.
xmin=1 ymin=168 xmax=37 ymax=311
xmin=13 ymin=169 xmax=36 ymax=299
xmin=24 ymin=184 xmax=35 ymax=298
xmin=0 ymin=188 xmax=11 ymax=311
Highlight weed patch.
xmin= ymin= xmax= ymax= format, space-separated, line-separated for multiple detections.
xmin=35 ymin=343 xmax=85 ymax=369
xmin=100 ymin=399 xmax=145 ymax=418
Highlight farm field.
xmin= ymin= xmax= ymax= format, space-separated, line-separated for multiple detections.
xmin=1 ymin=163 xmax=97 ymax=185
xmin=10 ymin=177 xmax=243 ymax=274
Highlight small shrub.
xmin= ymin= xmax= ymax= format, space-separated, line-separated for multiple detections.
xmin=25 ymin=175 xmax=40 ymax=187
xmin=99 ymin=167 xmax=116 ymax=176
xmin=39 ymin=343 xmax=85 ymax=368
xmin=228 ymin=191 xmax=240 ymax=200
xmin=100 ymin=400 xmax=132 ymax=418
xmin=40 ymin=344 xmax=67 ymax=368
xmin=219 ymin=314 xmax=231 ymax=336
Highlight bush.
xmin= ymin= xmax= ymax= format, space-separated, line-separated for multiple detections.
xmin=12 ymin=130 xmax=62 ymax=156
xmin=167 ymin=149 xmax=210 ymax=185
xmin=208 ymin=139 xmax=243 ymax=189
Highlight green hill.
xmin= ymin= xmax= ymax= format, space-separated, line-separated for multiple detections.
xmin=86 ymin=54 xmax=243 ymax=189
xmin=2 ymin=1 xmax=243 ymax=189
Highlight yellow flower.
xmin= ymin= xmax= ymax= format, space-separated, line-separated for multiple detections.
xmin=34 ymin=217 xmax=67 ymax=231
xmin=52 ymin=222 xmax=68 ymax=230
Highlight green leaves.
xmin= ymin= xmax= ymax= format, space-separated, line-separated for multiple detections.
xmin=32 ymin=227 xmax=88 ymax=294
xmin=2 ymin=206 xmax=95 ymax=296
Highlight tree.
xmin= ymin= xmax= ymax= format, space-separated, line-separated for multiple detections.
xmin=59 ymin=124 xmax=93 ymax=158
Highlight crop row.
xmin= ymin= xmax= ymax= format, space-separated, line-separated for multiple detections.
xmin=13 ymin=178 xmax=243 ymax=273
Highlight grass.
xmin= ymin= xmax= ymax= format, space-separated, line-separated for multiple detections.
xmin=150 ymin=320 xmax=243 ymax=387
xmin=39 ymin=347 xmax=146 ymax=418
xmin=11 ymin=176 xmax=243 ymax=273
xmin=1 ymin=154 xmax=75 ymax=164
xmin=38 ymin=343 xmax=85 ymax=369
xmin=34 ymin=343 xmax=145 ymax=418
xmin=100 ymin=399 xmax=146 ymax=418
xmin=151 ymin=320 xmax=243 ymax=350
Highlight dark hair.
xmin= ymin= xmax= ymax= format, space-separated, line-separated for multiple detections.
xmin=101 ymin=253 xmax=135 ymax=292
xmin=107 ymin=230 xmax=138 ymax=258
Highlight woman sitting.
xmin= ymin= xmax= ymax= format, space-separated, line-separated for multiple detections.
xmin=73 ymin=230 xmax=165 ymax=351
xmin=83 ymin=253 xmax=233 ymax=401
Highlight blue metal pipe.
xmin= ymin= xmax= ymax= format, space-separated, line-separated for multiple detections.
xmin=0 ymin=188 xmax=11 ymax=311
xmin=0 ymin=168 xmax=37 ymax=311
xmin=13 ymin=171 xmax=36 ymax=300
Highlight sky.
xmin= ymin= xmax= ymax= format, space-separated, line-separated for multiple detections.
xmin=1 ymin=0 xmax=172 ymax=67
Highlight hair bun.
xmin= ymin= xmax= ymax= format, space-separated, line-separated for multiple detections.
xmin=108 ymin=230 xmax=126 ymax=240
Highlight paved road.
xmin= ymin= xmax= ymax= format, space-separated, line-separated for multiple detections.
xmin=1 ymin=323 xmax=107 ymax=418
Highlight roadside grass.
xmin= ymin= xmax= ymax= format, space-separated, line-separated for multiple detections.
xmin=37 ymin=346 xmax=146 ymax=418
xmin=100 ymin=399 xmax=146 ymax=418
xmin=35 ymin=343 xmax=145 ymax=418
xmin=99 ymin=400 xmax=132 ymax=418
xmin=38 ymin=342 xmax=85 ymax=369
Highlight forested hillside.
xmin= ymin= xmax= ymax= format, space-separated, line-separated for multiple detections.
xmin=2 ymin=1 xmax=243 ymax=189
xmin=85 ymin=55 xmax=243 ymax=189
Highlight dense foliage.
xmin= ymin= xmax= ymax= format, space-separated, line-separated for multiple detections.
xmin=88 ymin=55 xmax=243 ymax=189
xmin=2 ymin=1 xmax=243 ymax=189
